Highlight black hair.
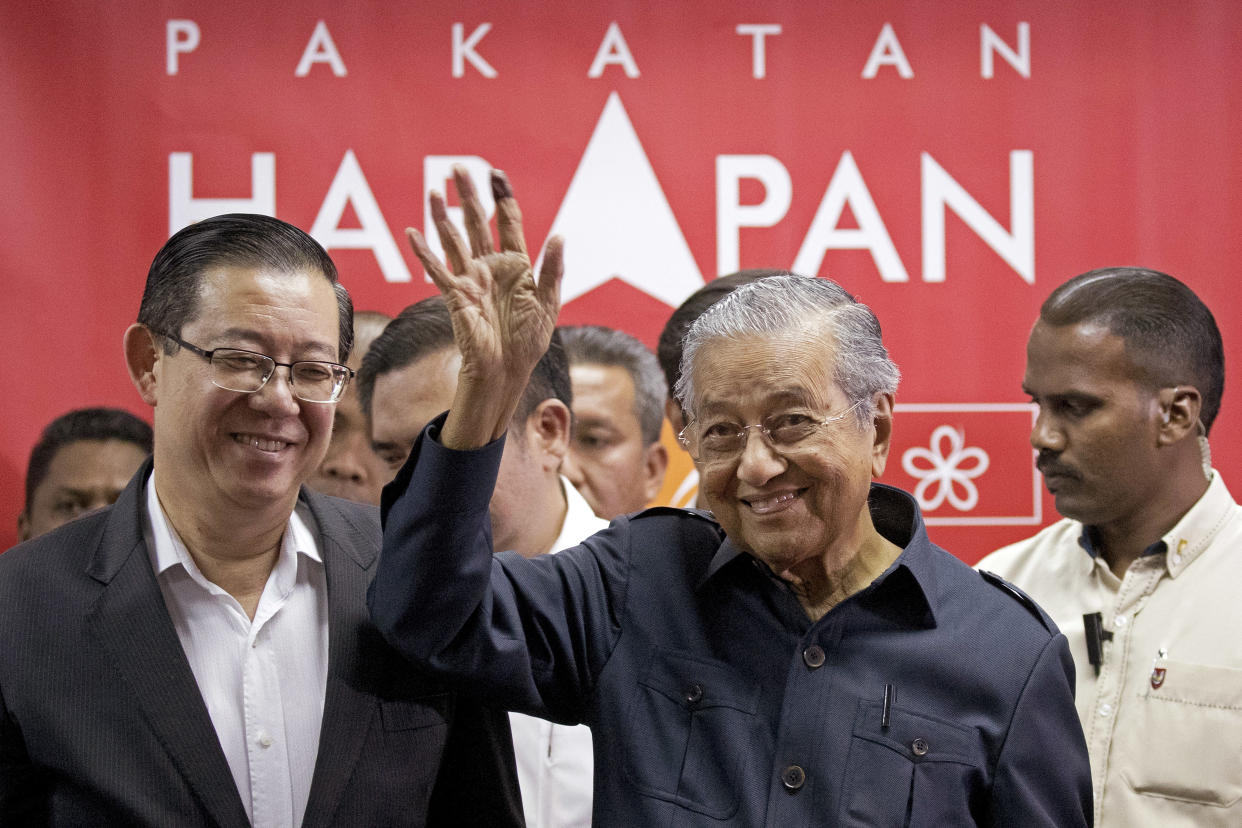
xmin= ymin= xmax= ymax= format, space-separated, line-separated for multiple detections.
xmin=137 ymin=213 xmax=354 ymax=362
xmin=25 ymin=407 xmax=153 ymax=511
xmin=1040 ymin=267 xmax=1225 ymax=433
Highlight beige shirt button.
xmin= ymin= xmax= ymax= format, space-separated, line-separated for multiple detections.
xmin=1098 ymin=703 xmax=1112 ymax=717
xmin=1114 ymin=615 xmax=1127 ymax=627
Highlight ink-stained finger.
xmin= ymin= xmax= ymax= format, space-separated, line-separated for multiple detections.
xmin=493 ymin=170 xmax=528 ymax=258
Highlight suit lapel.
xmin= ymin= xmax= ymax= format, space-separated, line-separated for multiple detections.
xmin=300 ymin=491 xmax=381 ymax=828
xmin=86 ymin=463 xmax=250 ymax=828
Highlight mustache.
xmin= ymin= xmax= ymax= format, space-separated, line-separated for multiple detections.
xmin=1035 ymin=452 xmax=1079 ymax=480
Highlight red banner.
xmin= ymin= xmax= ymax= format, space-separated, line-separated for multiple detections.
xmin=4 ymin=1 xmax=1240 ymax=560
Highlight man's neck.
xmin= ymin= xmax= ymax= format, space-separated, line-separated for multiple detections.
xmin=1092 ymin=471 xmax=1210 ymax=579
xmin=784 ymin=519 xmax=903 ymax=623
xmin=154 ymin=480 xmax=293 ymax=618
xmin=507 ymin=477 xmax=569 ymax=559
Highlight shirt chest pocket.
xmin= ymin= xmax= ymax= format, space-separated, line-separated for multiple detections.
xmin=840 ymin=700 xmax=986 ymax=828
xmin=1121 ymin=660 xmax=1242 ymax=813
xmin=624 ymin=647 xmax=761 ymax=820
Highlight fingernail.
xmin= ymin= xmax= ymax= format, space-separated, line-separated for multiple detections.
xmin=491 ymin=170 xmax=513 ymax=201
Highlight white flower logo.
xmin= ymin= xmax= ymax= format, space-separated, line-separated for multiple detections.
xmin=901 ymin=425 xmax=990 ymax=512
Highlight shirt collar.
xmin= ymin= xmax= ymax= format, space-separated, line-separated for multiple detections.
xmin=701 ymin=483 xmax=939 ymax=628
xmin=144 ymin=474 xmax=323 ymax=594
xmin=1075 ymin=470 xmax=1230 ymax=578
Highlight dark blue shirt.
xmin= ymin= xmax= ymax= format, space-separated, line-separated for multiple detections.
xmin=371 ymin=422 xmax=1092 ymax=826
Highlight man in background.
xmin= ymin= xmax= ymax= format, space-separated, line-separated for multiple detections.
xmin=559 ymin=324 xmax=667 ymax=520
xmin=308 ymin=309 xmax=392 ymax=504
xmin=979 ymin=267 xmax=1240 ymax=826
xmin=360 ymin=294 xmax=604 ymax=828
xmin=18 ymin=406 xmax=152 ymax=541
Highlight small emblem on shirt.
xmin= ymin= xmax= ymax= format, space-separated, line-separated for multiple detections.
xmin=1150 ymin=667 xmax=1167 ymax=689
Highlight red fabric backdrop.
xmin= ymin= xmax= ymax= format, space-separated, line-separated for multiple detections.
xmin=3 ymin=1 xmax=1240 ymax=561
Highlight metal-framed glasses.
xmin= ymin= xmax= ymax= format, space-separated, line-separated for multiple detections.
xmin=678 ymin=400 xmax=864 ymax=464
xmin=153 ymin=330 xmax=353 ymax=404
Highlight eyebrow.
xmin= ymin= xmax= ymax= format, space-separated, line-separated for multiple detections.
xmin=697 ymin=387 xmax=820 ymax=415
xmin=212 ymin=327 xmax=338 ymax=360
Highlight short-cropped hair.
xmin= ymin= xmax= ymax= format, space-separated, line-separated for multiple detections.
xmin=675 ymin=274 xmax=900 ymax=427
xmin=560 ymin=325 xmax=664 ymax=445
xmin=137 ymin=214 xmax=354 ymax=363
xmin=359 ymin=296 xmax=571 ymax=426
xmin=1040 ymin=267 xmax=1225 ymax=434
xmin=25 ymin=407 xmax=153 ymax=511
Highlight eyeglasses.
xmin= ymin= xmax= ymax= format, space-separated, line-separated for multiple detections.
xmin=678 ymin=401 xmax=863 ymax=465
xmin=152 ymin=330 xmax=353 ymax=404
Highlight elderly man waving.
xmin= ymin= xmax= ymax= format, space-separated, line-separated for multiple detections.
xmin=369 ymin=168 xmax=1092 ymax=826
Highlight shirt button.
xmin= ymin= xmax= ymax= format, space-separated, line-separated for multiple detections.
xmin=685 ymin=683 xmax=704 ymax=704
xmin=258 ymin=731 xmax=273 ymax=748
xmin=780 ymin=764 xmax=806 ymax=791
xmin=1098 ymin=703 xmax=1112 ymax=717
xmin=910 ymin=738 xmax=929 ymax=756
xmin=1114 ymin=615 xmax=1127 ymax=628
xmin=802 ymin=644 xmax=826 ymax=669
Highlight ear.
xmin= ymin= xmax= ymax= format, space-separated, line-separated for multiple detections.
xmin=124 ymin=324 xmax=161 ymax=406
xmin=1157 ymin=386 xmax=1201 ymax=447
xmin=17 ymin=511 xmax=31 ymax=543
xmin=641 ymin=441 xmax=670 ymax=503
xmin=526 ymin=399 xmax=572 ymax=473
xmin=664 ymin=398 xmax=687 ymax=441
xmin=870 ymin=392 xmax=895 ymax=478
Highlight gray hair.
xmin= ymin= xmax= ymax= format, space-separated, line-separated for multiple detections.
xmin=674 ymin=274 xmax=900 ymax=426
xmin=560 ymin=325 xmax=665 ymax=445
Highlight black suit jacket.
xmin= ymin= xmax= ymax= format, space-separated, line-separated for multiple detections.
xmin=0 ymin=461 xmax=523 ymax=827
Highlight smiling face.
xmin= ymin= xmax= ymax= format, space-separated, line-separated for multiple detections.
xmin=563 ymin=362 xmax=666 ymax=519
xmin=1023 ymin=319 xmax=1167 ymax=529
xmin=689 ymin=333 xmax=890 ymax=579
xmin=142 ymin=266 xmax=341 ymax=518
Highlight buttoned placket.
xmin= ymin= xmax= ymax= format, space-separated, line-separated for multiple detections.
xmin=762 ymin=605 xmax=844 ymax=825
xmin=1085 ymin=554 xmax=1166 ymax=817
xmin=242 ymin=556 xmax=299 ymax=828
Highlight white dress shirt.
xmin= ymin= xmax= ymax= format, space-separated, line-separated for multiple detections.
xmin=510 ymin=477 xmax=609 ymax=828
xmin=144 ymin=477 xmax=330 ymax=828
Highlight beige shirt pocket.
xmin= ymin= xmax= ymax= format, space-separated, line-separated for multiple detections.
xmin=1120 ymin=660 xmax=1242 ymax=812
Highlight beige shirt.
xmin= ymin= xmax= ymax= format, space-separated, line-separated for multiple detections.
xmin=978 ymin=471 xmax=1242 ymax=826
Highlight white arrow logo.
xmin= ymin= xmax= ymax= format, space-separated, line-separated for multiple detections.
xmin=540 ymin=92 xmax=705 ymax=307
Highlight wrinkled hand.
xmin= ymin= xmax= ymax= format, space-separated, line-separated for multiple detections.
xmin=405 ymin=165 xmax=563 ymax=445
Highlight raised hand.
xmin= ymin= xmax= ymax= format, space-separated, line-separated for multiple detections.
xmin=405 ymin=165 xmax=564 ymax=446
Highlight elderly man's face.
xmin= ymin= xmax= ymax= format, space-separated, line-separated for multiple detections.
xmin=18 ymin=439 xmax=149 ymax=540
xmin=563 ymin=362 xmax=665 ymax=519
xmin=689 ymin=334 xmax=889 ymax=579
xmin=150 ymin=267 xmax=340 ymax=512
